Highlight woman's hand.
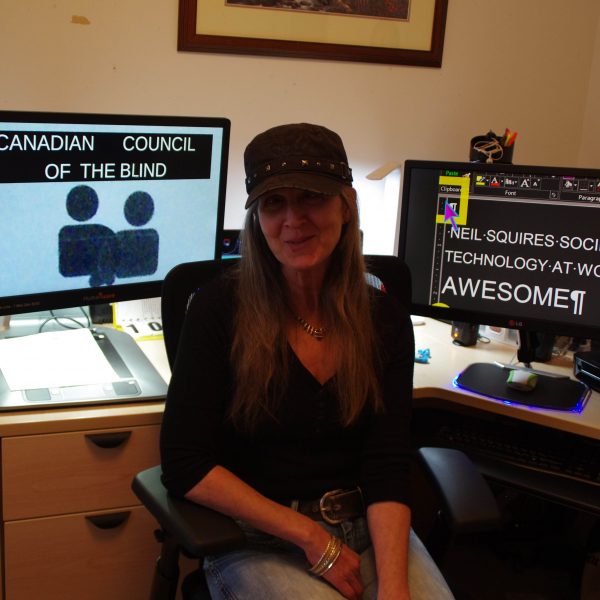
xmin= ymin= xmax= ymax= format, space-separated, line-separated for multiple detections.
xmin=304 ymin=528 xmax=364 ymax=600
xmin=322 ymin=543 xmax=364 ymax=600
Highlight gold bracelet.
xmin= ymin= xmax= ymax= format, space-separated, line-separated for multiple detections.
xmin=315 ymin=540 xmax=342 ymax=576
xmin=308 ymin=536 xmax=343 ymax=576
xmin=308 ymin=536 xmax=337 ymax=574
xmin=315 ymin=537 xmax=343 ymax=576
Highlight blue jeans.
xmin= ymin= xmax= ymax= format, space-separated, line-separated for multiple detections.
xmin=204 ymin=518 xmax=455 ymax=599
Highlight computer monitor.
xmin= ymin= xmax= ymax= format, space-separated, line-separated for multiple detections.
xmin=0 ymin=110 xmax=229 ymax=315
xmin=0 ymin=110 xmax=230 ymax=410
xmin=398 ymin=159 xmax=600 ymax=410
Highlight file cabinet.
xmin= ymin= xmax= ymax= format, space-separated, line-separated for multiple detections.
xmin=0 ymin=405 xmax=165 ymax=600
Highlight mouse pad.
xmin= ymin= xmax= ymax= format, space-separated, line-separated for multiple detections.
xmin=456 ymin=362 xmax=589 ymax=411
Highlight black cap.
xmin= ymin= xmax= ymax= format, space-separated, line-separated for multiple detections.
xmin=244 ymin=123 xmax=353 ymax=209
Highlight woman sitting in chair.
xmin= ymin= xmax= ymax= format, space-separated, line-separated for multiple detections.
xmin=160 ymin=123 xmax=454 ymax=600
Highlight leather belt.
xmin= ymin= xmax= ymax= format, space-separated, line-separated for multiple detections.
xmin=290 ymin=488 xmax=365 ymax=525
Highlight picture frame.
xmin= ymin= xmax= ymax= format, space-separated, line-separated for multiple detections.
xmin=178 ymin=0 xmax=448 ymax=67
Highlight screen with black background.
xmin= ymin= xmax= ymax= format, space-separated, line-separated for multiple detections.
xmin=399 ymin=160 xmax=600 ymax=339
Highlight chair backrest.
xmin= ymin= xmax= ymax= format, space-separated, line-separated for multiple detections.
xmin=363 ymin=254 xmax=412 ymax=311
xmin=160 ymin=255 xmax=412 ymax=369
xmin=161 ymin=259 xmax=239 ymax=369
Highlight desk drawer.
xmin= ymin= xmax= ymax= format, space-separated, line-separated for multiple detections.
xmin=2 ymin=424 xmax=160 ymax=520
xmin=4 ymin=505 xmax=157 ymax=600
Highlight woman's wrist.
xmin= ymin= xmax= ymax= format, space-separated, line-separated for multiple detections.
xmin=293 ymin=518 xmax=337 ymax=568
xmin=289 ymin=514 xmax=328 ymax=548
xmin=307 ymin=535 xmax=343 ymax=576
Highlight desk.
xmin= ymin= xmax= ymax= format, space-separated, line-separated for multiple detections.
xmin=0 ymin=322 xmax=597 ymax=599
xmin=412 ymin=318 xmax=600 ymax=440
xmin=410 ymin=318 xmax=600 ymax=516
xmin=0 ymin=333 xmax=167 ymax=600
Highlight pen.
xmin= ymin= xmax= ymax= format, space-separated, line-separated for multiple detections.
xmin=501 ymin=129 xmax=518 ymax=147
xmin=505 ymin=131 xmax=518 ymax=147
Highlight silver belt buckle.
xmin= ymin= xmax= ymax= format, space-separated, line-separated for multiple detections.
xmin=319 ymin=489 xmax=344 ymax=525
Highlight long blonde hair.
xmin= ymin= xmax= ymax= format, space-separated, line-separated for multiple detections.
xmin=229 ymin=187 xmax=382 ymax=432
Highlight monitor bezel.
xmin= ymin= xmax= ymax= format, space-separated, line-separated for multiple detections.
xmin=0 ymin=110 xmax=230 ymax=316
xmin=398 ymin=159 xmax=600 ymax=341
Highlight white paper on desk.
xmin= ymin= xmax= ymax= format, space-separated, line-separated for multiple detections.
xmin=0 ymin=328 xmax=117 ymax=390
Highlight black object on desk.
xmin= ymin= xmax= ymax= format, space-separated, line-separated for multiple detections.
xmin=456 ymin=362 xmax=589 ymax=411
xmin=451 ymin=321 xmax=479 ymax=346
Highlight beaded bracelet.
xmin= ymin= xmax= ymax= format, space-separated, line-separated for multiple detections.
xmin=308 ymin=535 xmax=343 ymax=576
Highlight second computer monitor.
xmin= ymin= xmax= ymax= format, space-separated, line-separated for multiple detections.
xmin=398 ymin=160 xmax=600 ymax=343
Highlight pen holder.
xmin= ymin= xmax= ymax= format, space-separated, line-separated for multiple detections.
xmin=470 ymin=132 xmax=514 ymax=164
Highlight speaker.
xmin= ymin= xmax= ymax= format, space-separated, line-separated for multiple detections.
xmin=451 ymin=322 xmax=479 ymax=346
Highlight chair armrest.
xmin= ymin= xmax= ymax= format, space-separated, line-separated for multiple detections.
xmin=132 ymin=465 xmax=246 ymax=557
xmin=417 ymin=447 xmax=501 ymax=534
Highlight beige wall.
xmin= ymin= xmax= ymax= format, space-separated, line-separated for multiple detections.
xmin=1 ymin=0 xmax=599 ymax=252
xmin=579 ymin=9 xmax=600 ymax=166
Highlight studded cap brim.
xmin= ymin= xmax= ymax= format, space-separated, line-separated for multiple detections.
xmin=245 ymin=171 xmax=347 ymax=209
xmin=243 ymin=123 xmax=353 ymax=209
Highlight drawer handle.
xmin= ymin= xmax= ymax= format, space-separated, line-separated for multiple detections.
xmin=86 ymin=511 xmax=131 ymax=530
xmin=85 ymin=431 xmax=132 ymax=449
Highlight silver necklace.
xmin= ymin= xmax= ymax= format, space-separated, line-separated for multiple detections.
xmin=295 ymin=316 xmax=327 ymax=341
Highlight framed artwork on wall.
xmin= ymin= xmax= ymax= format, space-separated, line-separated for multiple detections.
xmin=178 ymin=0 xmax=448 ymax=67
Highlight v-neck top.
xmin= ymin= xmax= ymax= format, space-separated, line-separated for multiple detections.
xmin=160 ymin=273 xmax=415 ymax=507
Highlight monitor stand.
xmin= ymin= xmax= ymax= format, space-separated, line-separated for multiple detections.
xmin=0 ymin=315 xmax=167 ymax=411
xmin=455 ymin=328 xmax=590 ymax=411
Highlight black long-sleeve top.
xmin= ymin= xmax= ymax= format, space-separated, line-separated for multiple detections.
xmin=160 ymin=274 xmax=415 ymax=508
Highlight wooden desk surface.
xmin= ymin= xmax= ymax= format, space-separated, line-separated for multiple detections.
xmin=0 ymin=323 xmax=598 ymax=441
xmin=413 ymin=318 xmax=600 ymax=440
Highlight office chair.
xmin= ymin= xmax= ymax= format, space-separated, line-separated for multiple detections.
xmin=132 ymin=256 xmax=501 ymax=600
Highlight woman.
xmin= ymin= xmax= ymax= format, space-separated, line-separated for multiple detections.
xmin=160 ymin=123 xmax=454 ymax=600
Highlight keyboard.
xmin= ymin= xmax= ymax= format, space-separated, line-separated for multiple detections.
xmin=412 ymin=408 xmax=600 ymax=488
